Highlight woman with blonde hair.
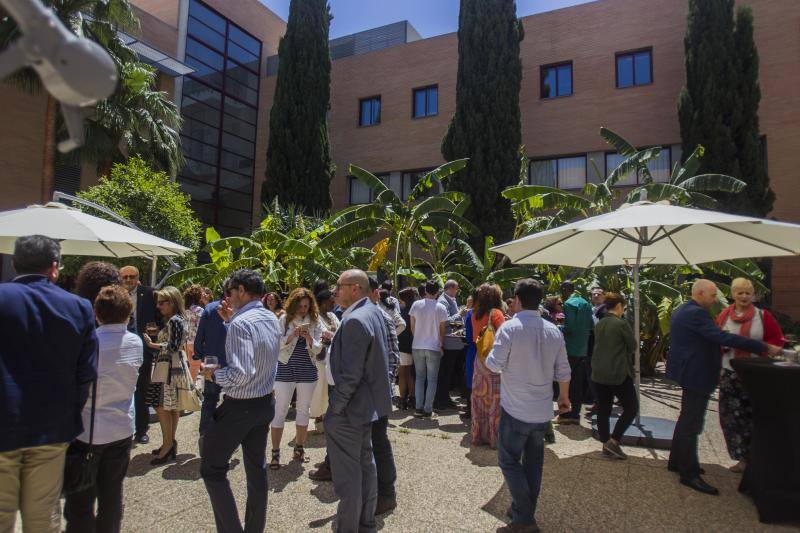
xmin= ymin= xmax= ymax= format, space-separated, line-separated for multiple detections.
xmin=470 ymin=283 xmax=505 ymax=448
xmin=270 ymin=287 xmax=327 ymax=469
xmin=143 ymin=286 xmax=194 ymax=465
xmin=716 ymin=277 xmax=783 ymax=473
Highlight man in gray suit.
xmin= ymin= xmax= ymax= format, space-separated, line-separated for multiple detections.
xmin=326 ymin=269 xmax=393 ymax=533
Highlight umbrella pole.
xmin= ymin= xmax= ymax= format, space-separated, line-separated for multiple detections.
xmin=634 ymin=243 xmax=642 ymax=426
xmin=150 ymin=256 xmax=158 ymax=287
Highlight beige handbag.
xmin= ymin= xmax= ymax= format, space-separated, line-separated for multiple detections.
xmin=150 ymin=355 xmax=170 ymax=383
xmin=175 ymin=350 xmax=202 ymax=412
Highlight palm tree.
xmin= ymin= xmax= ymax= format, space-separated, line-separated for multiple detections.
xmin=316 ymin=159 xmax=476 ymax=288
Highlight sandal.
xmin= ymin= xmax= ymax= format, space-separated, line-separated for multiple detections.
xmin=293 ymin=444 xmax=306 ymax=463
xmin=269 ymin=449 xmax=280 ymax=470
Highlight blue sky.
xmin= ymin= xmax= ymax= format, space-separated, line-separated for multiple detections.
xmin=259 ymin=1 xmax=595 ymax=39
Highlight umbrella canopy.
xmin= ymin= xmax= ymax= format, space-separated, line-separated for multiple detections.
xmin=492 ymin=199 xmax=800 ymax=431
xmin=493 ymin=200 xmax=800 ymax=267
xmin=0 ymin=202 xmax=190 ymax=258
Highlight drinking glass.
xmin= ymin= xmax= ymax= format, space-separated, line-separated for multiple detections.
xmin=203 ymin=356 xmax=219 ymax=371
xmin=145 ymin=322 xmax=159 ymax=337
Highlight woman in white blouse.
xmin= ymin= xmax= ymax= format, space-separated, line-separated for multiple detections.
xmin=270 ymin=288 xmax=327 ymax=468
xmin=310 ymin=289 xmax=339 ymax=433
xmin=64 ymin=285 xmax=143 ymax=533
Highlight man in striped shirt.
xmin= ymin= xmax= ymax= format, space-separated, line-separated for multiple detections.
xmin=200 ymin=269 xmax=281 ymax=533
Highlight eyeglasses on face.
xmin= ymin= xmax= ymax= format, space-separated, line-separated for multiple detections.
xmin=121 ymin=275 xmax=138 ymax=280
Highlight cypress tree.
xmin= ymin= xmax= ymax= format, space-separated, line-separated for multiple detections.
xmin=678 ymin=0 xmax=739 ymax=181
xmin=442 ymin=0 xmax=523 ymax=248
xmin=727 ymin=5 xmax=774 ymax=216
xmin=263 ymin=0 xmax=334 ymax=212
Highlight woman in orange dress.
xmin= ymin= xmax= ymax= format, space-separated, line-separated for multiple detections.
xmin=470 ymin=283 xmax=505 ymax=448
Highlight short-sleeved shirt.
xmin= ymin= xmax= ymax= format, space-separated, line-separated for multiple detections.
xmin=409 ymin=298 xmax=448 ymax=352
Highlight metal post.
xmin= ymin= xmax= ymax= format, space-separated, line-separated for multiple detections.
xmin=150 ymin=255 xmax=158 ymax=287
xmin=633 ymin=247 xmax=642 ymax=426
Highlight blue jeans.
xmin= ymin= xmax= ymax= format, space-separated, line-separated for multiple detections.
xmin=498 ymin=408 xmax=547 ymax=525
xmin=412 ymin=349 xmax=442 ymax=413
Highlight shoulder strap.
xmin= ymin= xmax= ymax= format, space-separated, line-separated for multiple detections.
xmin=88 ymin=379 xmax=98 ymax=445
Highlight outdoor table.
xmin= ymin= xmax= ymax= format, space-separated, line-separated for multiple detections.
xmin=732 ymin=358 xmax=800 ymax=523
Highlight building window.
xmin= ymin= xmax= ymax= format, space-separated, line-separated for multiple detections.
xmin=616 ymin=49 xmax=652 ymax=88
xmin=540 ymin=62 xmax=573 ymax=98
xmin=349 ymin=177 xmax=372 ymax=204
xmin=605 ymin=146 xmax=671 ymax=185
xmin=359 ymin=96 xmax=381 ymax=126
xmin=529 ymin=156 xmax=586 ymax=189
xmin=413 ymin=85 xmax=438 ymax=118
xmin=178 ymin=0 xmax=262 ymax=235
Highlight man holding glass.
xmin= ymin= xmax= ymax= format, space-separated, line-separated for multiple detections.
xmin=200 ymin=270 xmax=281 ymax=533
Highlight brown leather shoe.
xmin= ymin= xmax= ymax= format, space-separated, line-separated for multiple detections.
xmin=375 ymin=496 xmax=397 ymax=515
xmin=308 ymin=463 xmax=332 ymax=481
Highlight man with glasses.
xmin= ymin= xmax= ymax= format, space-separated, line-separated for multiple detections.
xmin=120 ymin=265 xmax=158 ymax=444
xmin=326 ymin=270 xmax=392 ymax=533
xmin=0 ymin=235 xmax=98 ymax=532
xmin=200 ymin=269 xmax=281 ymax=533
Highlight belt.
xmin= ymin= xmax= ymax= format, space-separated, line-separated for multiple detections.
xmin=222 ymin=392 xmax=273 ymax=403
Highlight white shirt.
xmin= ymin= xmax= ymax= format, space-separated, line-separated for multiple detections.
xmin=486 ymin=310 xmax=571 ymax=424
xmin=409 ymin=298 xmax=448 ymax=352
xmin=78 ymin=324 xmax=143 ymax=444
xmin=721 ymin=309 xmax=764 ymax=370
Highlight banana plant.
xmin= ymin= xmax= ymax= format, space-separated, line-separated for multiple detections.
xmin=316 ymin=159 xmax=477 ymax=288
xmin=166 ymin=202 xmax=373 ymax=292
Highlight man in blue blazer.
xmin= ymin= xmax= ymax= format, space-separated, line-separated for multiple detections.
xmin=666 ymin=279 xmax=782 ymax=495
xmin=326 ymin=269 xmax=392 ymax=533
xmin=0 ymin=235 xmax=98 ymax=532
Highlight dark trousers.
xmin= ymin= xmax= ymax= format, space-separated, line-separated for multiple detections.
xmin=134 ymin=350 xmax=154 ymax=436
xmin=668 ymin=387 xmax=711 ymax=479
xmin=593 ymin=377 xmax=638 ymax=442
xmin=325 ymin=411 xmax=377 ymax=533
xmin=497 ymin=409 xmax=547 ymax=525
xmin=371 ymin=415 xmax=396 ymax=500
xmin=435 ymin=349 xmax=461 ymax=405
xmin=583 ymin=355 xmax=596 ymax=404
xmin=565 ymin=356 xmax=587 ymax=419
xmin=64 ymin=437 xmax=132 ymax=533
xmin=199 ymin=380 xmax=222 ymax=436
xmin=201 ymin=394 xmax=275 ymax=533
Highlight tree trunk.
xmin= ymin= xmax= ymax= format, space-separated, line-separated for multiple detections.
xmin=40 ymin=95 xmax=57 ymax=203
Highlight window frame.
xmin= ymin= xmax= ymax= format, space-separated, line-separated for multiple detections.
xmin=412 ymin=85 xmax=439 ymax=119
xmin=603 ymin=145 xmax=672 ymax=185
xmin=358 ymin=95 xmax=382 ymax=127
xmin=528 ymin=154 xmax=588 ymax=190
xmin=539 ymin=61 xmax=573 ymax=99
xmin=615 ymin=47 xmax=653 ymax=89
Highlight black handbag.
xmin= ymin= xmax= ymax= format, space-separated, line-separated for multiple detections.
xmin=62 ymin=380 xmax=101 ymax=496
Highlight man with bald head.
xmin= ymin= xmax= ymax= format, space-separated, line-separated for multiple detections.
xmin=667 ymin=279 xmax=782 ymax=495
xmin=325 ymin=269 xmax=392 ymax=532
xmin=120 ymin=265 xmax=158 ymax=444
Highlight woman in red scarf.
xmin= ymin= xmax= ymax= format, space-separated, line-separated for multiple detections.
xmin=715 ymin=277 xmax=784 ymax=473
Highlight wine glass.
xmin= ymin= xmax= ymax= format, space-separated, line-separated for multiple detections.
xmin=203 ymin=356 xmax=219 ymax=372
xmin=145 ymin=322 xmax=159 ymax=337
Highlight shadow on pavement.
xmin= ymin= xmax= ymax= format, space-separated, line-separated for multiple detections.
xmin=269 ymin=459 xmax=305 ymax=493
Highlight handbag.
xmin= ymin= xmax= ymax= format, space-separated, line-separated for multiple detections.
xmin=475 ymin=310 xmax=498 ymax=364
xmin=176 ymin=349 xmax=203 ymax=412
xmin=151 ymin=356 xmax=170 ymax=383
xmin=62 ymin=380 xmax=101 ymax=496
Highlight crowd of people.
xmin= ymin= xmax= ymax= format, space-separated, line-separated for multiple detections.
xmin=0 ymin=233 xmax=789 ymax=533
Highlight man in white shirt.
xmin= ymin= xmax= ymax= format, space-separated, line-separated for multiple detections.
xmin=409 ymin=279 xmax=449 ymax=418
xmin=486 ymin=279 xmax=571 ymax=533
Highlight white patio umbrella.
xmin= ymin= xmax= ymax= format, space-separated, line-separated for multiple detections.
xmin=0 ymin=202 xmax=190 ymax=258
xmin=492 ymin=199 xmax=800 ymax=441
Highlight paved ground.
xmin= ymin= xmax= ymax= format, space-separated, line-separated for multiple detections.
xmin=110 ymin=370 xmax=796 ymax=532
